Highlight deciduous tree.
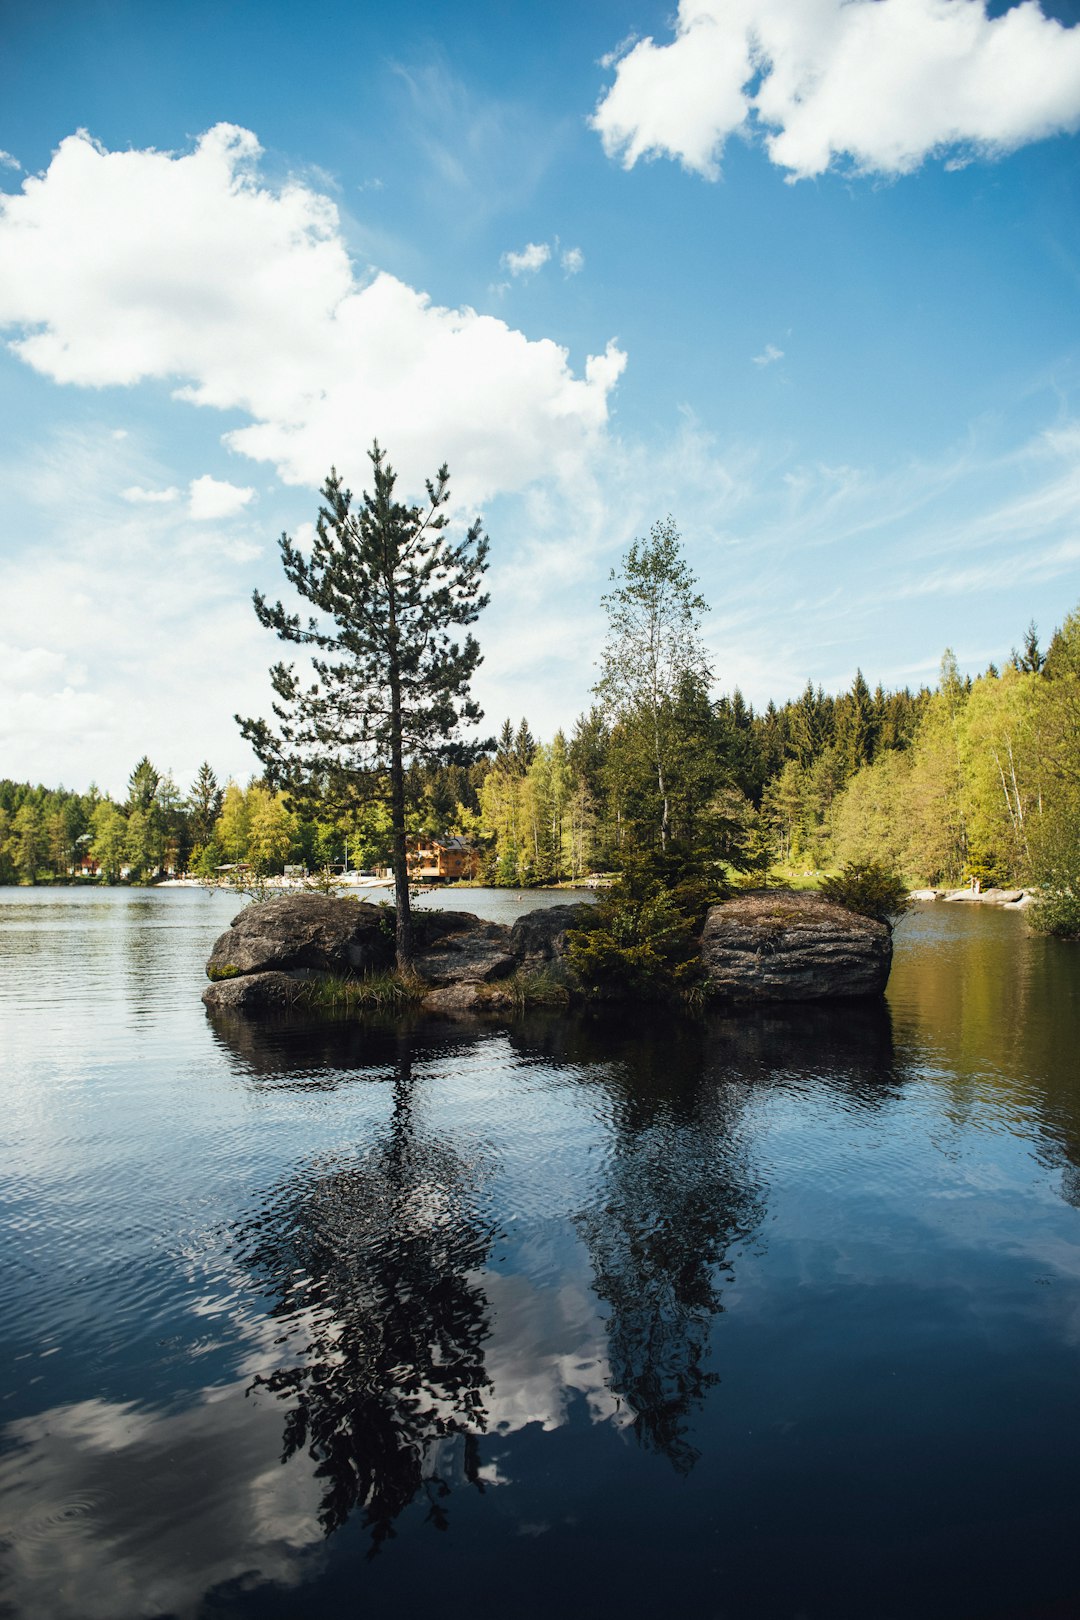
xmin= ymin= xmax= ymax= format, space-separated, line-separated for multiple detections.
xmin=595 ymin=518 xmax=711 ymax=850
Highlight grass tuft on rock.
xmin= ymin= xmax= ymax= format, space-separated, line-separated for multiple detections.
xmin=296 ymin=971 xmax=427 ymax=1011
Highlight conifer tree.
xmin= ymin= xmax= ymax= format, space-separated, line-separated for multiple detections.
xmin=494 ymin=719 xmax=516 ymax=773
xmin=513 ymin=718 xmax=537 ymax=774
xmin=835 ymin=669 xmax=876 ymax=779
xmin=187 ymin=763 xmax=224 ymax=848
xmin=126 ymin=756 xmax=160 ymax=813
xmin=238 ymin=443 xmax=490 ymax=968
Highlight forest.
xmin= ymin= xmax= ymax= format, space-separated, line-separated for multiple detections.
xmin=2 ymin=599 xmax=1078 ymax=937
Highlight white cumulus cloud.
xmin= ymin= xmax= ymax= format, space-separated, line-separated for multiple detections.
xmin=592 ymin=0 xmax=1080 ymax=181
xmin=0 ymin=126 xmax=625 ymax=506
xmin=188 ymin=474 xmax=255 ymax=521
xmin=561 ymin=246 xmax=585 ymax=275
xmin=502 ymin=240 xmax=552 ymax=275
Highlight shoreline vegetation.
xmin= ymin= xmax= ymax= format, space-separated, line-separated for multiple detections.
xmin=3 ymin=602 xmax=1078 ymax=939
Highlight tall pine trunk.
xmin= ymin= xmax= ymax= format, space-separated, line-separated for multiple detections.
xmin=388 ymin=641 xmax=412 ymax=969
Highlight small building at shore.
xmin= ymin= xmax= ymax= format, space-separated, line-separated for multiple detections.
xmin=406 ymin=836 xmax=480 ymax=882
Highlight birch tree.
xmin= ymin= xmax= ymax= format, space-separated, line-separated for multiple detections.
xmin=594 ymin=519 xmax=711 ymax=849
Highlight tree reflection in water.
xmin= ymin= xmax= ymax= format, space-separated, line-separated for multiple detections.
xmin=539 ymin=1001 xmax=896 ymax=1473
xmin=564 ymin=1015 xmax=765 ymax=1473
xmin=231 ymin=1028 xmax=497 ymax=1549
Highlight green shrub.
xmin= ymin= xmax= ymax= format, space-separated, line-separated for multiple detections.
xmin=566 ymin=846 xmax=730 ymax=1000
xmin=1030 ymin=887 xmax=1080 ymax=940
xmin=819 ymin=861 xmax=910 ymax=924
xmin=1028 ymin=813 xmax=1080 ymax=940
xmin=504 ymin=967 xmax=571 ymax=1007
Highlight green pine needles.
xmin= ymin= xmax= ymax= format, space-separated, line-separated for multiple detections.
xmin=237 ymin=442 xmax=490 ymax=970
xmin=818 ymin=861 xmax=910 ymax=924
xmin=566 ymin=846 xmax=730 ymax=1000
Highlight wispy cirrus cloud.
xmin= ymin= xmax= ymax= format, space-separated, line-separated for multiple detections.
xmin=121 ymin=484 xmax=180 ymax=504
xmin=753 ymin=343 xmax=783 ymax=367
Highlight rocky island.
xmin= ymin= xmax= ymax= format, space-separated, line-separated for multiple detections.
xmin=202 ymin=889 xmax=892 ymax=1015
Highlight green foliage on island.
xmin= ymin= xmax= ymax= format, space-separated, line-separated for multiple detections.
xmin=503 ymin=966 xmax=573 ymax=1007
xmin=1027 ymin=804 xmax=1080 ymax=940
xmin=1030 ymin=888 xmax=1080 ymax=940
xmin=566 ymin=847 xmax=730 ymax=1001
xmin=819 ymin=862 xmax=911 ymax=925
xmin=290 ymin=965 xmax=571 ymax=1013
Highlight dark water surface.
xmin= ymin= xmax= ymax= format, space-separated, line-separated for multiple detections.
xmin=1 ymin=889 xmax=1078 ymax=1619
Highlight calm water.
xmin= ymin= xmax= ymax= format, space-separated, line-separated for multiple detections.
xmin=1 ymin=888 xmax=1078 ymax=1620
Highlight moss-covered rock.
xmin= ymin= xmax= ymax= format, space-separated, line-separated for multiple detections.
xmin=700 ymin=890 xmax=892 ymax=1002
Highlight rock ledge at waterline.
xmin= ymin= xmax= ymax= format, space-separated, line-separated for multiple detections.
xmin=202 ymin=890 xmax=892 ymax=1014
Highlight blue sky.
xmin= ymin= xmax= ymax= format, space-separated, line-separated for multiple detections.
xmin=2 ymin=0 xmax=1079 ymax=794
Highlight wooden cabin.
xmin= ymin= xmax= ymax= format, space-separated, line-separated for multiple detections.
xmin=406 ymin=836 xmax=479 ymax=882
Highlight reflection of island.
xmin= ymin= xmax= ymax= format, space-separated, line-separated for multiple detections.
xmin=234 ymin=1035 xmax=497 ymax=1546
xmin=700 ymin=998 xmax=899 ymax=1102
xmin=215 ymin=1000 xmax=901 ymax=1532
xmin=206 ymin=1005 xmax=462 ymax=1083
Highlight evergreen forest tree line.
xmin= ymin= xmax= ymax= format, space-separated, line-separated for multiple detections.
xmin=3 ymin=597 xmax=1078 ymax=936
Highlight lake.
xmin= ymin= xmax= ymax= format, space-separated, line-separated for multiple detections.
xmin=1 ymin=887 xmax=1078 ymax=1619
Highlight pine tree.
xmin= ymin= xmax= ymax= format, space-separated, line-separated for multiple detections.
xmin=835 ymin=669 xmax=876 ymax=779
xmin=238 ymin=443 xmax=490 ymax=967
xmin=494 ymin=719 xmax=516 ymax=772
xmin=126 ymin=756 xmax=160 ymax=813
xmin=188 ymin=762 xmax=224 ymax=848
xmin=513 ymin=719 xmax=537 ymax=774
xmin=791 ymin=682 xmax=831 ymax=768
xmin=1011 ymin=620 xmax=1044 ymax=675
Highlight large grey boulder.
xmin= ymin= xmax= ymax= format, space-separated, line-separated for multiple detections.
xmin=409 ymin=910 xmax=517 ymax=984
xmin=943 ymin=886 xmax=1025 ymax=905
xmin=700 ymin=890 xmax=891 ymax=1002
xmin=508 ymin=903 xmax=594 ymax=973
xmin=206 ymin=893 xmax=393 ymax=981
